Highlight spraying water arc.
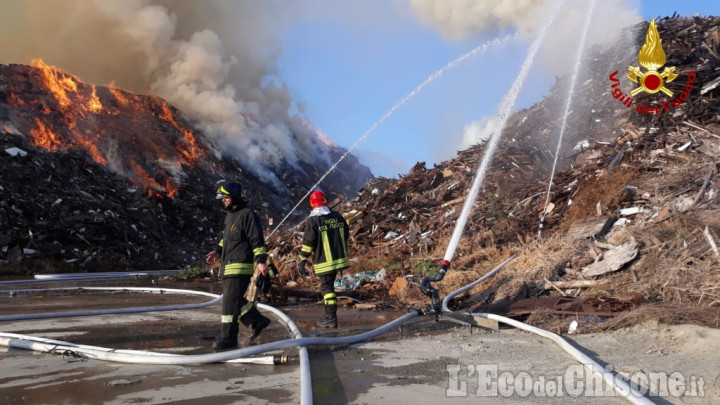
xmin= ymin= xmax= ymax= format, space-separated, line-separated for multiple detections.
xmin=421 ymin=0 xmax=564 ymax=302
xmin=269 ymin=34 xmax=517 ymax=237
xmin=538 ymin=0 xmax=597 ymax=240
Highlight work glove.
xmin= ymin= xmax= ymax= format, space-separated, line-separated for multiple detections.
xmin=255 ymin=273 xmax=271 ymax=294
xmin=268 ymin=262 xmax=279 ymax=278
xmin=297 ymin=259 xmax=307 ymax=277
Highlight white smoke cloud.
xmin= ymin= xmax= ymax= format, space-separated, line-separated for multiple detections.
xmin=95 ymin=0 xmax=334 ymax=189
xmin=0 ymin=0 xmax=331 ymax=189
xmin=412 ymin=0 xmax=642 ymax=155
xmin=410 ymin=0 xmax=642 ymax=77
xmin=459 ymin=116 xmax=497 ymax=150
xmin=410 ymin=0 xmax=551 ymax=39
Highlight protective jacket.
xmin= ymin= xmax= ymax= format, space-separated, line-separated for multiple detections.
xmin=299 ymin=209 xmax=350 ymax=275
xmin=215 ymin=203 xmax=267 ymax=277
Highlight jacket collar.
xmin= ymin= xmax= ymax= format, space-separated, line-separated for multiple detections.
xmin=309 ymin=206 xmax=331 ymax=217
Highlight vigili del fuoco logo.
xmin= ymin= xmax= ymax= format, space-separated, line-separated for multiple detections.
xmin=609 ymin=18 xmax=696 ymax=114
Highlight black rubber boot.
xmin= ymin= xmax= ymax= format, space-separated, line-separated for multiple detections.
xmin=212 ymin=338 xmax=238 ymax=351
xmin=214 ymin=322 xmax=239 ymax=351
xmin=242 ymin=306 xmax=271 ymax=342
xmin=317 ymin=304 xmax=338 ymax=328
xmin=249 ymin=315 xmax=271 ymax=342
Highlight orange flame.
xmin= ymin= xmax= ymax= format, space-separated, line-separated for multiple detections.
xmin=75 ymin=132 xmax=108 ymax=166
xmin=88 ymin=86 xmax=103 ymax=113
xmin=164 ymin=178 xmax=179 ymax=198
xmin=29 ymin=118 xmax=108 ymax=166
xmin=29 ymin=118 xmax=62 ymax=150
xmin=130 ymin=161 xmax=176 ymax=197
xmin=30 ymin=58 xmax=106 ymax=117
xmin=316 ymin=129 xmax=335 ymax=147
xmin=16 ymin=59 xmax=208 ymax=198
xmin=31 ymin=58 xmax=76 ymax=109
xmin=108 ymin=83 xmax=130 ymax=107
xmin=158 ymin=101 xmax=203 ymax=163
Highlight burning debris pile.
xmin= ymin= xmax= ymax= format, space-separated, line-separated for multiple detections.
xmin=1 ymin=15 xmax=719 ymax=329
xmin=0 ymin=61 xmax=371 ymax=274
xmin=266 ymin=16 xmax=720 ymax=328
xmin=4 ymin=59 xmax=211 ymax=198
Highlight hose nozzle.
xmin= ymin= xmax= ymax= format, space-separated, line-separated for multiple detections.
xmin=420 ymin=260 xmax=450 ymax=294
xmin=419 ymin=260 xmax=451 ymax=314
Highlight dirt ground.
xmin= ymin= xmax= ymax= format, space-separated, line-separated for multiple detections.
xmin=1 ymin=282 xmax=718 ymax=405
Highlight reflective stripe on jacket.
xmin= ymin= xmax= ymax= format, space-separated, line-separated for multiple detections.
xmin=299 ymin=209 xmax=349 ymax=275
xmin=217 ymin=205 xmax=267 ymax=277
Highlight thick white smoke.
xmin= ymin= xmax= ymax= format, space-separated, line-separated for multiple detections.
xmin=0 ymin=0 xmax=331 ymax=189
xmin=410 ymin=0 xmax=551 ymax=39
xmin=410 ymin=0 xmax=643 ymax=147
xmin=459 ymin=116 xmax=497 ymax=150
xmin=411 ymin=0 xmax=642 ymax=75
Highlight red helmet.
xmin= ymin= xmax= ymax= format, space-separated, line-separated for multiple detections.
xmin=309 ymin=190 xmax=328 ymax=208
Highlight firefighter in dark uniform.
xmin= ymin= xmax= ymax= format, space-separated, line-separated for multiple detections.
xmin=297 ymin=190 xmax=350 ymax=328
xmin=206 ymin=180 xmax=271 ymax=351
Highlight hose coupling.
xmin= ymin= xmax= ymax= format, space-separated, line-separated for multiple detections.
xmin=439 ymin=259 xmax=451 ymax=273
xmin=273 ymin=354 xmax=296 ymax=365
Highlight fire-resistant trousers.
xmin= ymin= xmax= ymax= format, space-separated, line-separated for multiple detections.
xmin=220 ymin=275 xmax=260 ymax=340
xmin=318 ymin=270 xmax=338 ymax=306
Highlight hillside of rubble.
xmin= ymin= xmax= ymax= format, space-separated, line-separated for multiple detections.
xmin=0 ymin=62 xmax=372 ymax=274
xmin=265 ymin=15 xmax=720 ymax=331
xmin=2 ymin=15 xmax=719 ymax=332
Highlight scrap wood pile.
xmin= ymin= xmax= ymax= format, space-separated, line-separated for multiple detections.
xmin=0 ymin=15 xmax=718 ymax=331
xmin=0 ymin=62 xmax=372 ymax=274
xmin=264 ymin=142 xmax=548 ymax=301
xmin=266 ymin=15 xmax=720 ymax=329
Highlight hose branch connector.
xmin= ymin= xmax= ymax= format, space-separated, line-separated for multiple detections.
xmin=420 ymin=260 xmax=450 ymax=315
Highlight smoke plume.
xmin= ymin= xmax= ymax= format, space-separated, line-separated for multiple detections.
xmin=410 ymin=0 xmax=642 ymax=147
xmin=0 ymin=0 xmax=330 ymax=189
xmin=410 ymin=0 xmax=642 ymax=76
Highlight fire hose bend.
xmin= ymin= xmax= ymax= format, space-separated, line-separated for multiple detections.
xmin=0 ymin=283 xmax=315 ymax=405
xmin=439 ymin=255 xmax=654 ymax=405
xmin=0 ymin=281 xmax=426 ymax=405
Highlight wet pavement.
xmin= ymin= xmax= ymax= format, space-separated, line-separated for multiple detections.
xmin=3 ymin=277 xmax=717 ymax=404
xmin=0 ymin=277 xmax=446 ymax=404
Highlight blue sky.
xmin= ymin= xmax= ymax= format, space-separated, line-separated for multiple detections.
xmin=275 ymin=1 xmax=719 ymax=179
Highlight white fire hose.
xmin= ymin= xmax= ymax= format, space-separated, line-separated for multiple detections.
xmin=441 ymin=257 xmax=655 ymax=405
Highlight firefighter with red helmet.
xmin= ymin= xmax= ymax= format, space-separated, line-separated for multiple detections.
xmin=206 ymin=180 xmax=271 ymax=350
xmin=297 ymin=190 xmax=350 ymax=328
